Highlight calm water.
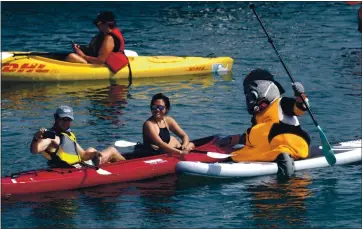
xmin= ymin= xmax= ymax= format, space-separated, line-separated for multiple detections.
xmin=1 ymin=1 xmax=361 ymax=228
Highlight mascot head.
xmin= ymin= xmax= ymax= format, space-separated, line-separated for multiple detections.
xmin=243 ymin=69 xmax=285 ymax=114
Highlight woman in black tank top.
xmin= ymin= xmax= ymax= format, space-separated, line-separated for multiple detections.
xmin=141 ymin=93 xmax=195 ymax=156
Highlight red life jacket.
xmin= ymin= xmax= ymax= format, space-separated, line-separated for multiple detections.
xmin=106 ymin=28 xmax=129 ymax=73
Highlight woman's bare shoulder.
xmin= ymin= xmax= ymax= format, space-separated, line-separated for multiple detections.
xmin=143 ymin=118 xmax=155 ymax=128
xmin=164 ymin=116 xmax=177 ymax=124
xmin=104 ymin=34 xmax=114 ymax=40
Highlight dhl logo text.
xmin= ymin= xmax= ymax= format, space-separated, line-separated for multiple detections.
xmin=188 ymin=66 xmax=206 ymax=71
xmin=2 ymin=63 xmax=50 ymax=73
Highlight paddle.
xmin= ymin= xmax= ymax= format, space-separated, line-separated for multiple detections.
xmin=114 ymin=139 xmax=229 ymax=157
xmin=78 ymin=161 xmax=113 ymax=175
xmin=249 ymin=4 xmax=336 ymax=165
xmin=5 ymin=49 xmax=138 ymax=58
xmin=115 ymin=140 xmax=138 ymax=147
xmin=204 ymin=152 xmax=236 ymax=159
xmin=11 ymin=52 xmax=69 ymax=57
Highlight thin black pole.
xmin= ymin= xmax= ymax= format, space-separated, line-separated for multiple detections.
xmin=250 ymin=3 xmax=319 ymax=127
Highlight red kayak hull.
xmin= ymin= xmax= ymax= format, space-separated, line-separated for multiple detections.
xmin=1 ymin=136 xmax=232 ymax=197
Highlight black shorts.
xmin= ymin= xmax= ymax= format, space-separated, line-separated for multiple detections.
xmin=123 ymin=143 xmax=164 ymax=160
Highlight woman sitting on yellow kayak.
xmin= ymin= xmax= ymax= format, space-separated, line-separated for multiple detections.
xmin=220 ymin=69 xmax=311 ymax=179
xmin=66 ymin=11 xmax=128 ymax=72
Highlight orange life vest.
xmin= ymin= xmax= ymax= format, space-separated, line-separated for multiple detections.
xmin=105 ymin=28 xmax=129 ymax=73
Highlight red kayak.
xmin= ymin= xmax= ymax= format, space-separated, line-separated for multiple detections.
xmin=1 ymin=135 xmax=232 ymax=197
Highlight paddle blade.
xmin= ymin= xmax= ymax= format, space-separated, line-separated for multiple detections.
xmin=96 ymin=168 xmax=112 ymax=175
xmin=317 ymin=126 xmax=336 ymax=165
xmin=2 ymin=52 xmax=14 ymax=60
xmin=206 ymin=152 xmax=234 ymax=159
xmin=115 ymin=140 xmax=137 ymax=147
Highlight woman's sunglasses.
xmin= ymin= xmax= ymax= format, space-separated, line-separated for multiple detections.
xmin=95 ymin=21 xmax=103 ymax=27
xmin=151 ymin=105 xmax=165 ymax=111
xmin=60 ymin=117 xmax=73 ymax=122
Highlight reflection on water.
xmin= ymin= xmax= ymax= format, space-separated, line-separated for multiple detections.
xmin=1 ymin=72 xmax=232 ymax=129
xmin=2 ymin=175 xmax=179 ymax=229
xmin=84 ymin=83 xmax=130 ymax=127
xmin=176 ymin=173 xmax=314 ymax=228
xmin=1 ymin=72 xmax=232 ymax=109
xmin=247 ymin=175 xmax=313 ymax=228
xmin=30 ymin=199 xmax=78 ymax=229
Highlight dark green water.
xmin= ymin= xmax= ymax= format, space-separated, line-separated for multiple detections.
xmin=1 ymin=2 xmax=361 ymax=228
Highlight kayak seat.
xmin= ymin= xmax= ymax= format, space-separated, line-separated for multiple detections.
xmin=123 ymin=136 xmax=217 ymax=160
xmin=39 ymin=54 xmax=69 ymax=61
xmin=47 ymin=160 xmax=75 ymax=168
xmin=192 ymin=135 xmax=216 ymax=147
xmin=123 ymin=143 xmax=164 ymax=160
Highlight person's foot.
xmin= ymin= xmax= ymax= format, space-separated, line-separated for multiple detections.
xmin=276 ymin=153 xmax=295 ymax=180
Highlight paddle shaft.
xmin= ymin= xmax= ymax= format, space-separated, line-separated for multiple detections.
xmin=191 ymin=149 xmax=209 ymax=154
xmin=250 ymin=4 xmax=319 ymax=127
xmin=169 ymin=149 xmax=219 ymax=155
xmin=12 ymin=52 xmax=69 ymax=57
xmin=11 ymin=49 xmax=138 ymax=57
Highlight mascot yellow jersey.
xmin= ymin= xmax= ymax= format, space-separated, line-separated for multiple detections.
xmin=231 ymin=97 xmax=310 ymax=162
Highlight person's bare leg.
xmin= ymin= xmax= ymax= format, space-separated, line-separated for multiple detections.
xmin=186 ymin=142 xmax=195 ymax=151
xmin=65 ymin=53 xmax=88 ymax=63
xmin=99 ymin=146 xmax=126 ymax=164
xmin=81 ymin=147 xmax=98 ymax=161
xmin=169 ymin=136 xmax=182 ymax=148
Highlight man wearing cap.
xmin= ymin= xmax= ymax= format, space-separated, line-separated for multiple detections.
xmin=30 ymin=105 xmax=126 ymax=168
xmin=65 ymin=11 xmax=129 ymax=73
xmin=220 ymin=69 xmax=310 ymax=179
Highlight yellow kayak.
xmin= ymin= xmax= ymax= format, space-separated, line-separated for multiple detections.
xmin=1 ymin=51 xmax=233 ymax=82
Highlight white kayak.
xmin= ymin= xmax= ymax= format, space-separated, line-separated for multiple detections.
xmin=176 ymin=139 xmax=361 ymax=178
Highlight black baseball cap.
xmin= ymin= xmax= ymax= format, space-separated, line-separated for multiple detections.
xmin=243 ymin=68 xmax=285 ymax=94
xmin=93 ymin=11 xmax=116 ymax=25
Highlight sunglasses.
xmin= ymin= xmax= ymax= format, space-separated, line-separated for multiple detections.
xmin=60 ymin=117 xmax=73 ymax=122
xmin=151 ymin=105 xmax=165 ymax=111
